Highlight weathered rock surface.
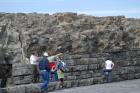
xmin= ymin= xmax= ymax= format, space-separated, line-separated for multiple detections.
xmin=0 ymin=12 xmax=140 ymax=92
xmin=0 ymin=13 xmax=140 ymax=64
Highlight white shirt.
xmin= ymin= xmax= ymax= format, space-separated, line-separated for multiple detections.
xmin=105 ymin=60 xmax=114 ymax=70
xmin=30 ymin=54 xmax=38 ymax=65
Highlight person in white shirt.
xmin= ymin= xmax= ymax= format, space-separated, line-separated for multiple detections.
xmin=105 ymin=60 xmax=114 ymax=70
xmin=103 ymin=58 xmax=114 ymax=83
xmin=30 ymin=52 xmax=39 ymax=65
xmin=30 ymin=51 xmax=39 ymax=83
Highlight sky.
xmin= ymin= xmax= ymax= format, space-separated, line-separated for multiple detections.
xmin=0 ymin=0 xmax=140 ymax=18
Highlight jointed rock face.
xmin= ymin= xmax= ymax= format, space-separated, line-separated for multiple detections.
xmin=0 ymin=12 xmax=140 ymax=92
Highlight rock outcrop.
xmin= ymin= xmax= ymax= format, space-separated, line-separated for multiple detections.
xmin=0 ymin=12 xmax=140 ymax=92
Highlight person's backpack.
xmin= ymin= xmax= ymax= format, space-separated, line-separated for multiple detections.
xmin=58 ymin=60 xmax=67 ymax=72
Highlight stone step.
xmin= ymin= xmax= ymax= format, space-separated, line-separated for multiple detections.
xmin=3 ymin=77 xmax=105 ymax=93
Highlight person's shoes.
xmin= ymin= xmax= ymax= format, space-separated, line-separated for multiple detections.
xmin=59 ymin=85 xmax=64 ymax=90
xmin=41 ymin=90 xmax=48 ymax=93
xmin=41 ymin=89 xmax=48 ymax=93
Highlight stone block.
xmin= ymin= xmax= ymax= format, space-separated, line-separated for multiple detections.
xmin=88 ymin=64 xmax=99 ymax=70
xmin=78 ymin=78 xmax=93 ymax=86
xmin=66 ymin=76 xmax=76 ymax=80
xmin=77 ymin=74 xmax=92 ymax=79
xmin=12 ymin=68 xmax=33 ymax=76
xmin=6 ymin=85 xmax=26 ymax=93
xmin=65 ymin=59 xmax=75 ymax=66
xmin=13 ymin=75 xmax=33 ymax=85
xmin=120 ymin=67 xmax=135 ymax=74
xmin=64 ymin=81 xmax=72 ymax=88
xmin=93 ymin=77 xmax=104 ymax=84
xmin=74 ymin=58 xmax=89 ymax=65
xmin=92 ymin=73 xmax=102 ymax=77
xmin=76 ymin=65 xmax=88 ymax=71
xmin=71 ymin=80 xmax=79 ymax=87
xmin=12 ymin=63 xmax=33 ymax=70
xmin=134 ymin=73 xmax=140 ymax=79
xmin=25 ymin=84 xmax=41 ymax=93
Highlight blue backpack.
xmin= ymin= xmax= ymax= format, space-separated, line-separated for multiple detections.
xmin=58 ymin=60 xmax=67 ymax=72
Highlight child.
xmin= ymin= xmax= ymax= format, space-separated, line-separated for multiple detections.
xmin=55 ymin=54 xmax=66 ymax=89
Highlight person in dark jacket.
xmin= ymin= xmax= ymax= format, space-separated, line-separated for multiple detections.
xmin=38 ymin=52 xmax=50 ymax=93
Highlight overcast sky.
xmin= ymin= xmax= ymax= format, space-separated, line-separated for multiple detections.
xmin=0 ymin=0 xmax=140 ymax=18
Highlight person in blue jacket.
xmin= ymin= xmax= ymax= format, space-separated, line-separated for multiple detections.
xmin=38 ymin=52 xmax=50 ymax=93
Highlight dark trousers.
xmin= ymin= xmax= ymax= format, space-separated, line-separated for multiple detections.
xmin=33 ymin=65 xmax=39 ymax=83
xmin=102 ymin=69 xmax=112 ymax=83
xmin=0 ymin=78 xmax=7 ymax=88
xmin=50 ymin=71 xmax=58 ymax=81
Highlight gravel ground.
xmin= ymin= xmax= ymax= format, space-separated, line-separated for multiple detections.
xmin=50 ymin=79 xmax=140 ymax=93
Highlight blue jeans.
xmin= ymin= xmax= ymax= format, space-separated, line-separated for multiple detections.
xmin=40 ymin=70 xmax=50 ymax=91
xmin=102 ymin=69 xmax=112 ymax=83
